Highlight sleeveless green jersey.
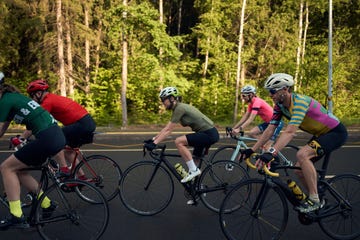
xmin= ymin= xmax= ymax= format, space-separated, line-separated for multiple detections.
xmin=171 ymin=102 xmax=214 ymax=132
xmin=0 ymin=92 xmax=57 ymax=135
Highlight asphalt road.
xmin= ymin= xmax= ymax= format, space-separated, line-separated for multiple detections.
xmin=0 ymin=129 xmax=359 ymax=240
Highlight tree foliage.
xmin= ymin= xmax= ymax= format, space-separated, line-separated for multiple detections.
xmin=0 ymin=0 xmax=359 ymax=126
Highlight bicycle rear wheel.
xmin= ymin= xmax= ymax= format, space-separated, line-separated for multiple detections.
xmin=318 ymin=174 xmax=360 ymax=240
xmin=119 ymin=161 xmax=174 ymax=216
xmin=74 ymin=154 xmax=122 ymax=202
xmin=198 ymin=160 xmax=248 ymax=212
xmin=219 ymin=178 xmax=288 ymax=240
xmin=36 ymin=180 xmax=109 ymax=240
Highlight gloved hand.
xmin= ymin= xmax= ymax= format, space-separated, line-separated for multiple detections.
xmin=255 ymin=152 xmax=274 ymax=170
xmin=144 ymin=139 xmax=154 ymax=144
xmin=144 ymin=141 xmax=157 ymax=151
xmin=10 ymin=135 xmax=26 ymax=147
xmin=258 ymin=152 xmax=274 ymax=163
xmin=242 ymin=148 xmax=255 ymax=159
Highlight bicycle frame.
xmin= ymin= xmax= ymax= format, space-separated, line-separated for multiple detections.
xmin=249 ymin=152 xmax=352 ymax=220
xmin=147 ymin=145 xmax=200 ymax=195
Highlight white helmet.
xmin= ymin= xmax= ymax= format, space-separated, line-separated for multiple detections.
xmin=264 ymin=73 xmax=294 ymax=89
xmin=159 ymin=87 xmax=180 ymax=98
xmin=241 ymin=85 xmax=256 ymax=94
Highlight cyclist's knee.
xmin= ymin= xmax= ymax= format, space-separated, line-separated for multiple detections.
xmin=297 ymin=145 xmax=315 ymax=159
xmin=175 ymin=136 xmax=187 ymax=147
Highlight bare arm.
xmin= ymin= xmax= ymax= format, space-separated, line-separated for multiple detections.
xmin=233 ymin=111 xmax=250 ymax=133
xmin=272 ymin=124 xmax=297 ymax=152
xmin=22 ymin=129 xmax=33 ymax=139
xmin=251 ymin=124 xmax=276 ymax=151
xmin=0 ymin=121 xmax=10 ymax=137
xmin=153 ymin=121 xmax=180 ymax=144
xmin=239 ymin=113 xmax=257 ymax=130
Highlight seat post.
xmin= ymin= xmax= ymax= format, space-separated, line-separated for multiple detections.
xmin=318 ymin=153 xmax=331 ymax=181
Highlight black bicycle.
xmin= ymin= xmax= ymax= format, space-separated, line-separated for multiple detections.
xmin=119 ymin=143 xmax=249 ymax=215
xmin=219 ymin=152 xmax=360 ymax=240
xmin=0 ymin=158 xmax=109 ymax=240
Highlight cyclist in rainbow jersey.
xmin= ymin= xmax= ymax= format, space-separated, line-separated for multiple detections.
xmin=243 ymin=73 xmax=347 ymax=213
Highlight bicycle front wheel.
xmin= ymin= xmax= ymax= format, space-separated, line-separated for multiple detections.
xmin=36 ymin=180 xmax=109 ymax=240
xmin=219 ymin=178 xmax=288 ymax=240
xmin=198 ymin=160 xmax=248 ymax=212
xmin=74 ymin=154 xmax=122 ymax=202
xmin=318 ymin=174 xmax=360 ymax=240
xmin=208 ymin=146 xmax=239 ymax=164
xmin=119 ymin=161 xmax=174 ymax=216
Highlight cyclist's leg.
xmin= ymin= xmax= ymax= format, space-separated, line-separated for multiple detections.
xmin=295 ymin=123 xmax=347 ymax=209
xmin=0 ymin=155 xmax=28 ymax=227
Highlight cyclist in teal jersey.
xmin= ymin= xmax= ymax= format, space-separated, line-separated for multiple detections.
xmin=0 ymin=73 xmax=66 ymax=228
xmin=232 ymin=85 xmax=283 ymax=148
xmin=144 ymin=87 xmax=219 ymax=183
xmin=243 ymin=73 xmax=347 ymax=213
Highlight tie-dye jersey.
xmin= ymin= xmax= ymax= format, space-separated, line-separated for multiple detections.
xmin=270 ymin=93 xmax=339 ymax=136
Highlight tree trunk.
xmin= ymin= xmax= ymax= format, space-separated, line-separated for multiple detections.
xmin=65 ymin=5 xmax=74 ymax=97
xmin=294 ymin=0 xmax=304 ymax=92
xmin=159 ymin=0 xmax=164 ymax=85
xmin=121 ymin=0 xmax=128 ymax=128
xmin=177 ymin=0 xmax=183 ymax=49
xmin=56 ymin=0 xmax=66 ymax=96
xmin=299 ymin=1 xmax=309 ymax=90
xmin=84 ymin=3 xmax=90 ymax=94
xmin=233 ymin=0 xmax=246 ymax=124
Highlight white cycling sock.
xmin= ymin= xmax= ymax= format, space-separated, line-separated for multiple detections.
xmin=186 ymin=160 xmax=198 ymax=172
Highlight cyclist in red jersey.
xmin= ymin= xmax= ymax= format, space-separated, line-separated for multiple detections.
xmin=22 ymin=80 xmax=96 ymax=176
xmin=232 ymin=85 xmax=283 ymax=147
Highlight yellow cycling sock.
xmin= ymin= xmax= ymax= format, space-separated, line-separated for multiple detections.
xmin=37 ymin=191 xmax=51 ymax=208
xmin=9 ymin=200 xmax=23 ymax=218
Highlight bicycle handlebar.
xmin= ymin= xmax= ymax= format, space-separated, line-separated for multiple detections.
xmin=245 ymin=154 xmax=280 ymax=177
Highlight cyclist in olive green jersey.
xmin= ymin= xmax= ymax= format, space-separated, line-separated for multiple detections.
xmin=0 ymin=73 xmax=66 ymax=229
xmin=144 ymin=87 xmax=219 ymax=183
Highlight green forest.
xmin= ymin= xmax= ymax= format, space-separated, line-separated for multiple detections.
xmin=0 ymin=0 xmax=359 ymax=127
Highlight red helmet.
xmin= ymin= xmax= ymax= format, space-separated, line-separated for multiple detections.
xmin=27 ymin=79 xmax=49 ymax=94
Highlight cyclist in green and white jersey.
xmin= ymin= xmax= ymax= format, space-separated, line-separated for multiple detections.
xmin=0 ymin=73 xmax=66 ymax=229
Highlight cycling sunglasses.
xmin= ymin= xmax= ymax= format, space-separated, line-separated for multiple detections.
xmin=268 ymin=88 xmax=282 ymax=95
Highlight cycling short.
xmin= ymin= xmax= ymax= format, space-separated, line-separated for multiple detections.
xmin=15 ymin=124 xmax=66 ymax=166
xmin=186 ymin=127 xmax=219 ymax=157
xmin=258 ymin=120 xmax=284 ymax=141
xmin=307 ymin=123 xmax=347 ymax=158
xmin=62 ymin=114 xmax=96 ymax=148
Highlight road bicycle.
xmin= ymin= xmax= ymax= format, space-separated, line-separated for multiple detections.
xmin=61 ymin=144 xmax=122 ymax=202
xmin=10 ymin=135 xmax=122 ymax=202
xmin=219 ymin=152 xmax=360 ymax=240
xmin=0 ymin=158 xmax=109 ymax=240
xmin=119 ymin=143 xmax=249 ymax=216
xmin=209 ymin=127 xmax=298 ymax=166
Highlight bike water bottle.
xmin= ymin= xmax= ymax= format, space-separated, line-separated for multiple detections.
xmin=287 ymin=179 xmax=306 ymax=201
xmin=175 ymin=163 xmax=187 ymax=178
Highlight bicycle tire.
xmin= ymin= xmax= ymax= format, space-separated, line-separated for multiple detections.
xmin=73 ymin=154 xmax=122 ymax=202
xmin=318 ymin=174 xmax=360 ymax=240
xmin=209 ymin=146 xmax=239 ymax=164
xmin=119 ymin=161 xmax=174 ymax=216
xmin=198 ymin=160 xmax=249 ymax=212
xmin=36 ymin=179 xmax=109 ymax=240
xmin=219 ymin=178 xmax=288 ymax=240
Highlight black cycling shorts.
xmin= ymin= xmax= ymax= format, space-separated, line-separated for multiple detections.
xmin=62 ymin=114 xmax=96 ymax=148
xmin=307 ymin=123 xmax=348 ymax=158
xmin=15 ymin=124 xmax=66 ymax=166
xmin=186 ymin=127 xmax=219 ymax=157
